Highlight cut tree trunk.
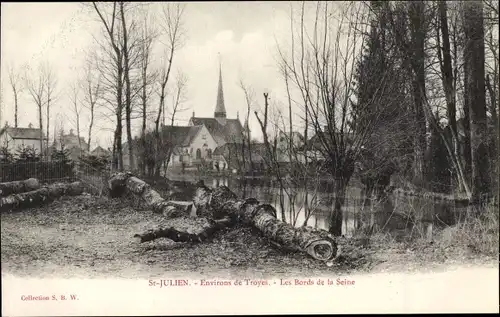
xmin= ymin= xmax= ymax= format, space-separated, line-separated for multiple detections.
xmin=0 ymin=178 xmax=40 ymax=197
xmin=0 ymin=181 xmax=83 ymax=212
xmin=193 ymin=184 xmax=338 ymax=261
xmin=114 ymin=172 xmax=339 ymax=262
xmin=134 ymin=217 xmax=233 ymax=243
xmin=108 ymin=172 xmax=193 ymax=218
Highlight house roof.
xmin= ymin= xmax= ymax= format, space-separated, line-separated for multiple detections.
xmin=162 ymin=125 xmax=203 ymax=147
xmin=4 ymin=127 xmax=47 ymax=140
xmin=91 ymin=146 xmax=111 ymax=156
xmin=213 ymin=142 xmax=267 ymax=165
xmin=123 ymin=125 xmax=204 ymax=154
xmin=190 ymin=117 xmax=244 ymax=145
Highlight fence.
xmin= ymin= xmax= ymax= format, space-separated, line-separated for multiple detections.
xmin=0 ymin=160 xmax=76 ymax=183
xmin=0 ymin=159 xmax=111 ymax=196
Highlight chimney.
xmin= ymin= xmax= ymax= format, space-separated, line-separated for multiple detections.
xmin=28 ymin=123 xmax=33 ymax=128
xmin=192 ymin=111 xmax=195 ymax=118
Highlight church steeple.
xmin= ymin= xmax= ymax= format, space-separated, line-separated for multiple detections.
xmin=214 ymin=54 xmax=227 ymax=119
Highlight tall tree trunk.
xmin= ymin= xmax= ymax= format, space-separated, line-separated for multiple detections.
xmin=409 ymin=1 xmax=428 ymax=189
xmin=141 ymin=69 xmax=147 ymax=175
xmin=120 ymin=3 xmax=134 ymax=171
xmin=38 ymin=105 xmax=43 ymax=158
xmin=463 ymin=65 xmax=472 ymax=190
xmin=46 ymin=97 xmax=50 ymax=156
xmin=463 ymin=1 xmax=491 ymax=202
xmin=486 ymin=74 xmax=498 ymax=193
xmin=88 ymin=105 xmax=94 ymax=152
xmin=14 ymin=89 xmax=18 ymax=128
xmin=438 ymin=1 xmax=458 ymax=158
xmin=329 ymin=178 xmax=347 ymax=237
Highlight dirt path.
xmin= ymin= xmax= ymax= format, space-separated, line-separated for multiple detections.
xmin=1 ymin=195 xmax=497 ymax=279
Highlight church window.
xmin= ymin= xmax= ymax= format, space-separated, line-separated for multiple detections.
xmin=196 ymin=148 xmax=201 ymax=159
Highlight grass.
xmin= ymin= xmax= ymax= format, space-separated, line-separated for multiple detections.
xmin=1 ymin=194 xmax=498 ymax=279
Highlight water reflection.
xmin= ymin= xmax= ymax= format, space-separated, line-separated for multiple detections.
xmin=186 ymin=176 xmax=469 ymax=238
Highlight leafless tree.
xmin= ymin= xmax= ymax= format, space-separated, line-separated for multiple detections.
xmin=238 ymin=79 xmax=255 ymax=172
xmin=24 ymin=63 xmax=46 ymax=158
xmin=7 ymin=64 xmax=23 ymax=128
xmin=68 ymin=81 xmax=83 ymax=150
xmin=43 ymin=62 xmax=58 ymax=154
xmin=137 ymin=6 xmax=159 ymax=174
xmin=162 ymin=71 xmax=189 ymax=174
xmin=462 ymin=0 xmax=491 ymax=202
xmin=91 ymin=2 xmax=125 ymax=171
xmin=272 ymin=2 xmax=413 ymax=236
xmin=153 ymin=2 xmax=185 ymax=176
xmin=80 ymin=54 xmax=103 ymax=152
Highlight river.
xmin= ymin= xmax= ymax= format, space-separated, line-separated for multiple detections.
xmin=170 ymin=174 xmax=469 ymax=238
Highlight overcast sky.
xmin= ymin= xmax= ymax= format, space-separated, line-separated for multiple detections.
xmin=1 ymin=2 xmax=309 ymax=149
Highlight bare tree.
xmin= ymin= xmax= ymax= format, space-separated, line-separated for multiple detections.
xmin=462 ymin=0 xmax=491 ymax=202
xmin=81 ymin=54 xmax=103 ymax=152
xmin=238 ymin=79 xmax=255 ymax=172
xmin=24 ymin=63 xmax=46 ymax=157
xmin=137 ymin=7 xmax=159 ymax=174
xmin=162 ymin=71 xmax=189 ymax=174
xmin=43 ymin=62 xmax=58 ymax=154
xmin=153 ymin=2 xmax=185 ymax=176
xmin=7 ymin=64 xmax=23 ymax=128
xmin=273 ymin=2 xmax=412 ymax=236
xmin=92 ymin=2 xmax=125 ymax=171
xmin=68 ymin=81 xmax=83 ymax=150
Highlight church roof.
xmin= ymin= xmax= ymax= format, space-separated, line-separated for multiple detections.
xmin=4 ymin=126 xmax=47 ymax=140
xmin=214 ymin=66 xmax=226 ymax=118
xmin=214 ymin=58 xmax=227 ymax=118
xmin=190 ymin=117 xmax=244 ymax=145
xmin=162 ymin=125 xmax=203 ymax=147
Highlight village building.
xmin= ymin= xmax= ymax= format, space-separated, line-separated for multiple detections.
xmin=52 ymin=129 xmax=89 ymax=161
xmin=0 ymin=123 xmax=48 ymax=156
xmin=189 ymin=63 xmax=246 ymax=148
xmin=122 ymin=124 xmax=217 ymax=172
xmin=90 ymin=146 xmax=111 ymax=157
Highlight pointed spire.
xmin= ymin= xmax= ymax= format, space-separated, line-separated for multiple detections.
xmin=214 ymin=53 xmax=227 ymax=119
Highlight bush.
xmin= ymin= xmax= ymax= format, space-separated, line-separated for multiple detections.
xmin=79 ymin=154 xmax=110 ymax=171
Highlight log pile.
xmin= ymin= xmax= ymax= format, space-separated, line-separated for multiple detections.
xmin=0 ymin=181 xmax=84 ymax=212
xmin=0 ymin=178 xmax=40 ymax=197
xmin=109 ymin=172 xmax=339 ymax=262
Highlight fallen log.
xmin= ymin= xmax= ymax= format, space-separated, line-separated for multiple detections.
xmin=0 ymin=178 xmax=40 ymax=197
xmin=193 ymin=184 xmax=338 ymax=261
xmin=108 ymin=172 xmax=193 ymax=218
xmin=0 ymin=181 xmax=84 ymax=212
xmin=133 ymin=217 xmax=233 ymax=243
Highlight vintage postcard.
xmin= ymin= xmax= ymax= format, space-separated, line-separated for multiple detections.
xmin=1 ymin=1 xmax=499 ymax=315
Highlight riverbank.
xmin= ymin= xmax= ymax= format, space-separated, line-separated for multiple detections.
xmin=1 ymin=195 xmax=497 ymax=279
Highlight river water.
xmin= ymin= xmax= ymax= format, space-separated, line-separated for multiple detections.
xmin=172 ymin=175 xmax=470 ymax=238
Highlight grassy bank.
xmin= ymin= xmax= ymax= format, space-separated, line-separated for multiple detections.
xmin=1 ymin=194 xmax=497 ymax=279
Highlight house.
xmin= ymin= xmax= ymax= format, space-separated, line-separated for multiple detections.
xmin=275 ymin=131 xmax=305 ymax=163
xmin=0 ymin=123 xmax=48 ymax=155
xmin=122 ymin=124 xmax=217 ymax=171
xmin=213 ymin=142 xmax=267 ymax=172
xmin=163 ymin=124 xmax=218 ymax=168
xmin=188 ymin=63 xmax=246 ymax=147
xmin=91 ymin=146 xmax=111 ymax=157
xmin=52 ymin=129 xmax=89 ymax=161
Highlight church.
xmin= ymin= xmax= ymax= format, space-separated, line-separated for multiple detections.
xmin=188 ymin=62 xmax=247 ymax=146
xmin=165 ymin=61 xmax=248 ymax=171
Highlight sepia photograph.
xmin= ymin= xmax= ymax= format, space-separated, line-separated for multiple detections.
xmin=1 ymin=1 xmax=499 ymax=315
